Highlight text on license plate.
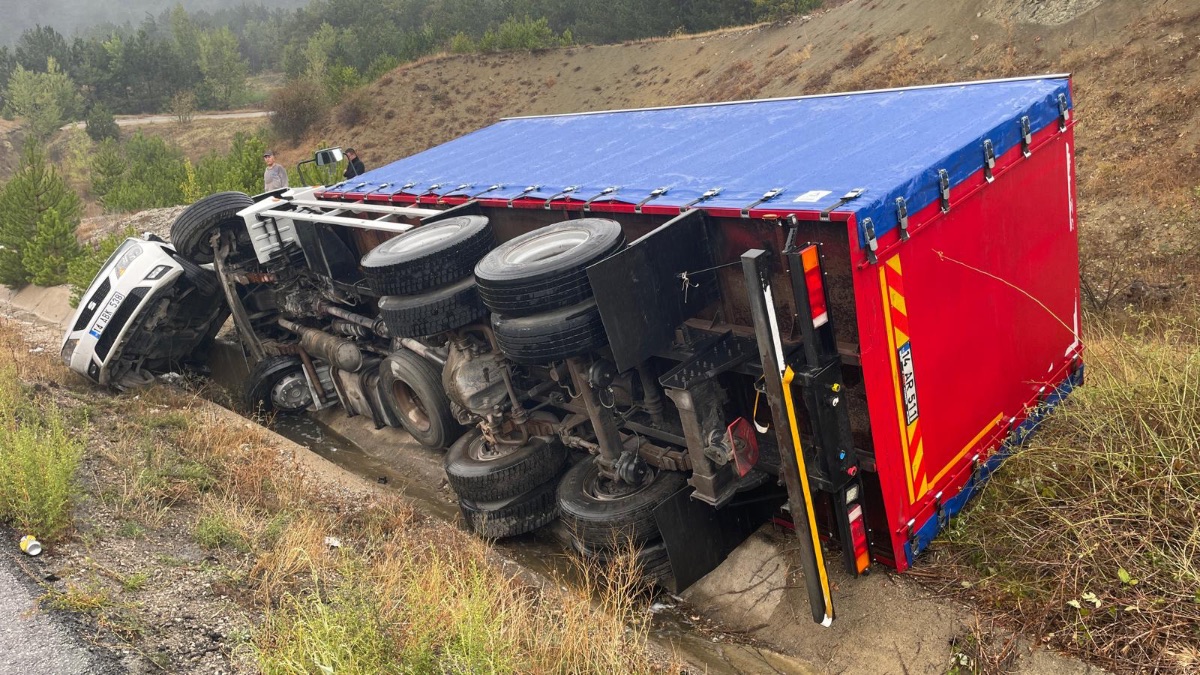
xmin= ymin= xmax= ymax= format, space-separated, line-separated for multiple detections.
xmin=88 ymin=292 xmax=125 ymax=339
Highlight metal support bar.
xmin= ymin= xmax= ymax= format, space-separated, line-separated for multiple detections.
xmin=213 ymin=232 xmax=265 ymax=364
xmin=258 ymin=209 xmax=416 ymax=234
xmin=566 ymin=358 xmax=624 ymax=470
xmin=278 ymin=199 xmax=440 ymax=218
xmin=742 ymin=249 xmax=834 ymax=626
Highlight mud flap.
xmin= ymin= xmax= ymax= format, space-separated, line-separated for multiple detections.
xmin=653 ymin=480 xmax=787 ymax=593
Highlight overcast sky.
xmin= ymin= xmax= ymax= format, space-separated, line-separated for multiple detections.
xmin=1 ymin=0 xmax=310 ymax=46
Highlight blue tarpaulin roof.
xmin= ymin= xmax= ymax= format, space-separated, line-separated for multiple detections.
xmin=324 ymin=76 xmax=1072 ymax=244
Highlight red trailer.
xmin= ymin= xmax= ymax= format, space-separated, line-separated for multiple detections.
xmin=69 ymin=75 xmax=1081 ymax=624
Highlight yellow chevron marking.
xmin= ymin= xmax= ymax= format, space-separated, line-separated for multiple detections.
xmin=889 ymin=287 xmax=907 ymax=316
xmin=879 ymin=264 xmax=915 ymax=504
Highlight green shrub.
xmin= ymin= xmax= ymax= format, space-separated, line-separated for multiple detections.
xmin=751 ymin=0 xmax=823 ymax=21
xmin=0 ymin=369 xmax=84 ymax=539
xmin=269 ymin=78 xmax=329 ymax=144
xmin=99 ymin=133 xmax=187 ymax=213
xmin=24 ymin=208 xmax=82 ymax=286
xmin=478 ymin=16 xmax=570 ymax=52
xmin=0 ymin=143 xmax=82 ymax=287
xmin=84 ymin=103 xmax=119 ymax=143
xmin=448 ymin=32 xmax=476 ymax=54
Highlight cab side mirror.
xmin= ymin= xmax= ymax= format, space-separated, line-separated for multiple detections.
xmin=315 ymin=148 xmax=344 ymax=166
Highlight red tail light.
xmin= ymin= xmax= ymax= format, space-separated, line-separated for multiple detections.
xmin=800 ymin=245 xmax=829 ymax=328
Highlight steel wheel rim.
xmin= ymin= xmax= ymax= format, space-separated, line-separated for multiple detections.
xmin=391 ymin=381 xmax=431 ymax=432
xmin=271 ymin=372 xmax=312 ymax=410
xmin=385 ymin=223 xmax=462 ymax=255
xmin=503 ymin=229 xmax=590 ymax=265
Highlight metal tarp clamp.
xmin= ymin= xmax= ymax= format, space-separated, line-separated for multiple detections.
xmin=469 ymin=184 xmax=503 ymax=199
xmin=437 ymin=184 xmax=473 ymax=205
xmin=544 ymin=185 xmax=580 ymax=209
xmin=680 ymin=187 xmax=722 ymax=212
xmin=938 ymin=170 xmax=951 ymax=213
xmin=507 ymin=185 xmax=540 ymax=208
xmin=583 ymin=186 xmax=619 ymax=212
xmin=635 ymin=187 xmax=670 ymax=214
xmin=983 ymin=139 xmax=996 ymax=183
xmin=895 ymin=197 xmax=909 ymax=242
xmin=819 ymin=188 xmax=866 ymax=222
xmin=740 ymin=187 xmax=785 ymax=218
xmin=1020 ymin=116 xmax=1032 ymax=157
xmin=1058 ymin=93 xmax=1070 ymax=131
xmin=861 ymin=218 xmax=878 ymax=265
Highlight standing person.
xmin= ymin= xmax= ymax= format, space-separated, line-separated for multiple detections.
xmin=343 ymin=148 xmax=366 ymax=179
xmin=263 ymin=151 xmax=289 ymax=192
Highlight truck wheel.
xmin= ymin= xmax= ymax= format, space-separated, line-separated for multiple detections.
xmin=458 ymin=476 xmax=560 ymax=539
xmin=557 ymin=455 xmax=686 ymax=549
xmin=475 ymin=219 xmax=623 ymax=317
xmin=379 ymin=349 xmax=459 ymax=449
xmin=245 ymin=355 xmax=312 ymax=414
xmin=491 ymin=299 xmax=607 ymax=364
xmin=170 ymin=191 xmax=254 ymax=264
xmin=361 ymin=215 xmax=493 ymax=296
xmin=572 ymin=538 xmax=674 ymax=587
xmin=445 ymin=429 xmax=567 ymax=502
xmin=377 ymin=276 xmax=487 ymax=338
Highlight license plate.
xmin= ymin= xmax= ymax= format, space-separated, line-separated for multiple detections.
xmin=88 ymin=292 xmax=125 ymax=339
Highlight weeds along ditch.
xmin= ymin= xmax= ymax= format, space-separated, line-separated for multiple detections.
xmin=926 ymin=312 xmax=1200 ymax=673
xmin=0 ymin=319 xmax=682 ymax=674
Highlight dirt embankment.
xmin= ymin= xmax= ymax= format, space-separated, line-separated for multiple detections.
xmin=293 ymin=0 xmax=1198 ymax=303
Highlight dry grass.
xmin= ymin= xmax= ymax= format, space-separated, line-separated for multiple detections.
xmin=930 ymin=315 xmax=1200 ymax=673
xmin=0 ymin=315 xmax=677 ymax=673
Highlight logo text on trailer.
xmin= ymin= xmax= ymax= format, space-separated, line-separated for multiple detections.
xmin=897 ymin=341 xmax=919 ymax=425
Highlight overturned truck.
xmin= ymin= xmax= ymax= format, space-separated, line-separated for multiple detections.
xmin=63 ymin=76 xmax=1082 ymax=624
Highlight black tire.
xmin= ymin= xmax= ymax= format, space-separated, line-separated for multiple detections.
xmin=557 ymin=455 xmax=687 ymax=549
xmin=491 ymin=299 xmax=608 ymax=364
xmin=475 ymin=218 xmax=624 ymax=317
xmin=459 ymin=477 xmax=560 ymax=539
xmin=573 ymin=538 xmax=674 ymax=587
xmin=445 ymin=429 xmax=567 ymax=502
xmin=169 ymin=253 xmax=221 ymax=298
xmin=245 ymin=355 xmax=311 ymax=414
xmin=378 ymin=349 xmax=459 ymax=449
xmin=170 ymin=191 xmax=253 ymax=264
xmin=361 ymin=215 xmax=493 ymax=296
xmin=378 ymin=276 xmax=487 ymax=338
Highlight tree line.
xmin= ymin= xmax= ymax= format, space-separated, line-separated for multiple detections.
xmin=1 ymin=0 xmax=819 ymax=133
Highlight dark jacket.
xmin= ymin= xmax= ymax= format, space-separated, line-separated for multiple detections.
xmin=344 ymin=156 xmax=366 ymax=179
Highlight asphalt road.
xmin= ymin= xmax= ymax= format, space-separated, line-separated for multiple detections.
xmin=0 ymin=552 xmax=120 ymax=674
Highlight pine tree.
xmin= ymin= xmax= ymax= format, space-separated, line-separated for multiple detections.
xmin=0 ymin=143 xmax=83 ymax=287
xmin=24 ymin=208 xmax=82 ymax=287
